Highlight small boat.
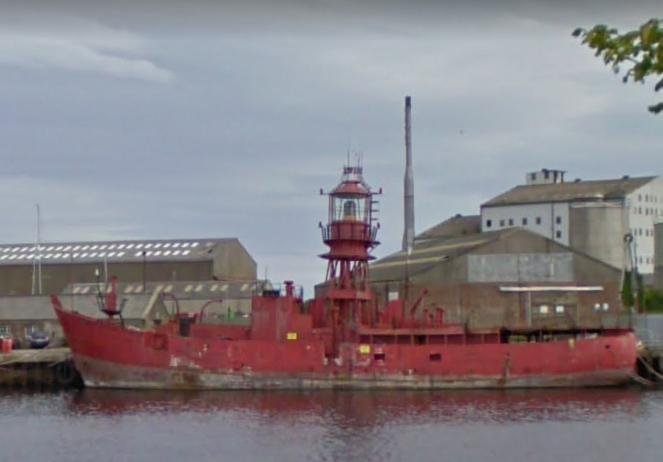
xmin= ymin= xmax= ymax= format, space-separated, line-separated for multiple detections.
xmin=52 ymin=165 xmax=638 ymax=390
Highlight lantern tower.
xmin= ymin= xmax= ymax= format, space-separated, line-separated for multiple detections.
xmin=319 ymin=165 xmax=380 ymax=338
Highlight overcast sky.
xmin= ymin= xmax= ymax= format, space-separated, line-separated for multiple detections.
xmin=1 ymin=1 xmax=661 ymax=293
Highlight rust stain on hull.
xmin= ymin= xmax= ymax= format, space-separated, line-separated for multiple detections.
xmin=75 ymin=354 xmax=633 ymax=390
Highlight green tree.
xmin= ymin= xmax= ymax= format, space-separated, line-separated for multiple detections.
xmin=573 ymin=19 xmax=663 ymax=114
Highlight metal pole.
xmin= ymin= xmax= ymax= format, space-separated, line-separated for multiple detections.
xmin=36 ymin=203 xmax=42 ymax=295
xmin=527 ymin=291 xmax=532 ymax=327
xmin=142 ymin=251 xmax=147 ymax=292
xmin=402 ymin=96 xmax=415 ymax=253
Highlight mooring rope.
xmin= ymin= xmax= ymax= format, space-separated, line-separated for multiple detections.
xmin=637 ymin=355 xmax=663 ymax=381
xmin=630 ymin=372 xmax=655 ymax=387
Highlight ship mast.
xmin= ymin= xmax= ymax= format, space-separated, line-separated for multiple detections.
xmin=320 ymin=164 xmax=380 ymax=347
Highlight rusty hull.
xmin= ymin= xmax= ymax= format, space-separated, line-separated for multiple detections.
xmin=73 ymin=354 xmax=632 ymax=390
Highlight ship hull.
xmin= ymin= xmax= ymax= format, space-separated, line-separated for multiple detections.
xmin=54 ymin=301 xmax=638 ymax=390
xmin=73 ymin=354 xmax=633 ymax=390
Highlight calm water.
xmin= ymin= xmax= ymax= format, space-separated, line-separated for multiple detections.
xmin=0 ymin=388 xmax=661 ymax=462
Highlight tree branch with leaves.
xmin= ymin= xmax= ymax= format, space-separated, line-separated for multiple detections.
xmin=573 ymin=19 xmax=663 ymax=114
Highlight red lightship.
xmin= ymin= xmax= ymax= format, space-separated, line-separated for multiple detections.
xmin=53 ymin=166 xmax=637 ymax=389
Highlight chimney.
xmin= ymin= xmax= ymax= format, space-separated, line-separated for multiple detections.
xmin=402 ymin=96 xmax=415 ymax=253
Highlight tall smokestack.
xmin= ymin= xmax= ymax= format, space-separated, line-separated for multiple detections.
xmin=402 ymin=96 xmax=415 ymax=253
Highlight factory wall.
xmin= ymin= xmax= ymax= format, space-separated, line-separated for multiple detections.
xmin=654 ymin=223 xmax=663 ymax=290
xmin=370 ymin=229 xmax=623 ymax=330
xmin=211 ymin=240 xmax=257 ymax=282
xmin=625 ymin=178 xmax=663 ymax=274
xmin=481 ymin=202 xmax=570 ymax=245
xmin=0 ymin=261 xmax=213 ymax=296
xmin=373 ymin=281 xmax=623 ymax=331
xmin=569 ymin=203 xmax=626 ymax=271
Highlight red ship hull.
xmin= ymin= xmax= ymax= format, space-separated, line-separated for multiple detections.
xmin=53 ymin=297 xmax=637 ymax=390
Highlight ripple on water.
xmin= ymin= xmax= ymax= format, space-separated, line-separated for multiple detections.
xmin=0 ymin=388 xmax=662 ymax=462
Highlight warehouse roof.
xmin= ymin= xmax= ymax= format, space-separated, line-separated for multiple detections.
xmin=370 ymin=229 xmax=514 ymax=282
xmin=62 ymin=280 xmax=264 ymax=299
xmin=0 ymin=294 xmax=156 ymax=321
xmin=482 ymin=176 xmax=656 ymax=207
xmin=416 ymin=214 xmax=481 ymax=241
xmin=0 ymin=238 xmax=242 ymax=266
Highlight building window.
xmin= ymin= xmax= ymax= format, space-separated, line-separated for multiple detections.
xmin=639 ymin=207 xmax=642 ymax=214
xmin=555 ymin=230 xmax=562 ymax=239
xmin=555 ymin=216 xmax=562 ymax=225
xmin=522 ymin=217 xmax=528 ymax=226
xmin=0 ymin=325 xmax=9 ymax=336
xmin=530 ymin=173 xmax=536 ymax=181
xmin=485 ymin=219 xmax=492 ymax=228
xmin=639 ymin=194 xmax=642 ymax=201
xmin=508 ymin=218 xmax=514 ymax=226
xmin=535 ymin=217 xmax=542 ymax=225
xmin=499 ymin=219 xmax=505 ymax=227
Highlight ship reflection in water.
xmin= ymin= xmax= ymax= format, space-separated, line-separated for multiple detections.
xmin=1 ymin=389 xmax=662 ymax=461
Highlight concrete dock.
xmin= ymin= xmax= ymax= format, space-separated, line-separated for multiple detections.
xmin=0 ymin=348 xmax=80 ymax=388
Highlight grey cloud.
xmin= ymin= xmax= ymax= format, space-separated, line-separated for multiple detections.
xmin=0 ymin=14 xmax=174 ymax=82
xmin=1 ymin=1 xmax=661 ymax=291
xmin=5 ymin=1 xmax=663 ymax=35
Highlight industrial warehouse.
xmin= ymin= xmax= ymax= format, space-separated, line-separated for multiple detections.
xmin=0 ymin=237 xmax=257 ymax=346
xmin=368 ymin=168 xmax=663 ymax=331
xmin=0 ymin=237 xmax=256 ymax=295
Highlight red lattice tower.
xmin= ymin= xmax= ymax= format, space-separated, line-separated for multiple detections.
xmin=319 ymin=165 xmax=380 ymax=337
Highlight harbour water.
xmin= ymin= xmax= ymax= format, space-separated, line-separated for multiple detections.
xmin=0 ymin=388 xmax=661 ymax=462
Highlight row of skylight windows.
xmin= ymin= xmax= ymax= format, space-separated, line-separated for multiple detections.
xmin=184 ymin=283 xmax=240 ymax=293
xmin=0 ymin=251 xmax=129 ymax=261
xmin=0 ymin=248 xmax=195 ymax=261
xmin=0 ymin=241 xmax=200 ymax=254
xmin=132 ymin=250 xmax=192 ymax=257
xmin=69 ymin=283 xmax=241 ymax=295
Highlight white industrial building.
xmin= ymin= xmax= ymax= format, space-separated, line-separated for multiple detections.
xmin=481 ymin=169 xmax=663 ymax=274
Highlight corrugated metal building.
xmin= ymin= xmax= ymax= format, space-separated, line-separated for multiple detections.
xmin=0 ymin=237 xmax=256 ymax=296
xmin=63 ymin=279 xmax=261 ymax=318
xmin=481 ymin=170 xmax=662 ymax=274
xmin=370 ymin=224 xmax=625 ymax=331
